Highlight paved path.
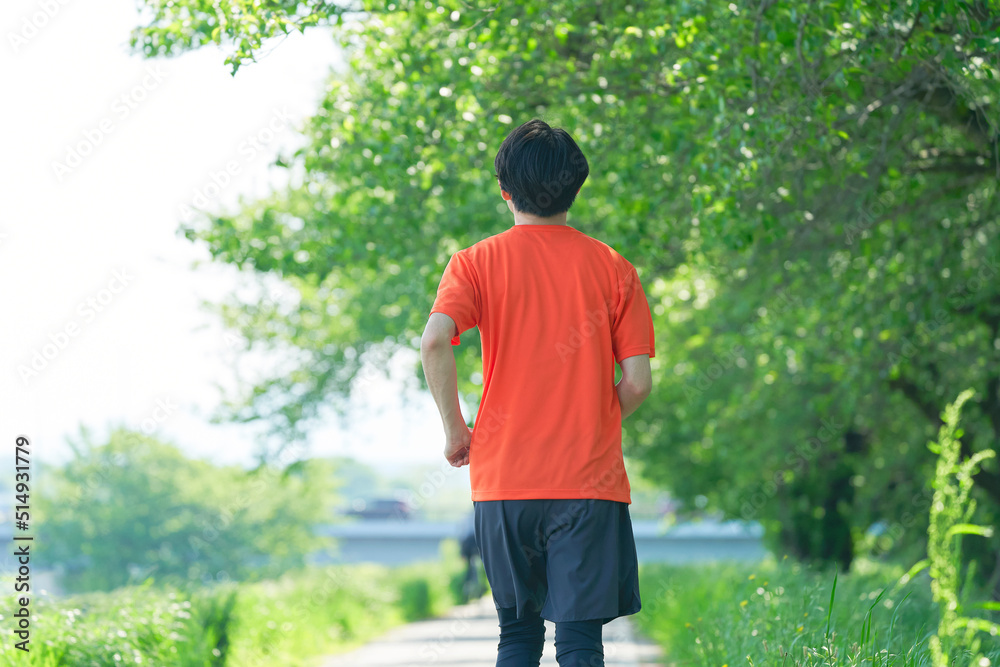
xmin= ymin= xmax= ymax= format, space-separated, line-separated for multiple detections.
xmin=319 ymin=595 xmax=663 ymax=666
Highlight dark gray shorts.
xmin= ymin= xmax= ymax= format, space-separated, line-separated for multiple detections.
xmin=473 ymin=498 xmax=641 ymax=624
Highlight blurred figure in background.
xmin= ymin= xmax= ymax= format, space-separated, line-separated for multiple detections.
xmin=458 ymin=511 xmax=486 ymax=601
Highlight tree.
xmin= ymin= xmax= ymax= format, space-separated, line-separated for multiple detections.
xmin=36 ymin=426 xmax=337 ymax=593
xmin=129 ymin=0 xmax=1000 ymax=582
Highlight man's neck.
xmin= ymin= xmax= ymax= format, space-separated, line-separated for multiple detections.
xmin=512 ymin=211 xmax=568 ymax=226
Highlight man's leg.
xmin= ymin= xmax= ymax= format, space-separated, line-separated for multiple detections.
xmin=553 ymin=619 xmax=604 ymax=667
xmin=475 ymin=500 xmax=550 ymax=664
xmin=496 ymin=605 xmax=545 ymax=667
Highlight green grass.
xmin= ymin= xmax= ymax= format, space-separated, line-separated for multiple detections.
xmin=0 ymin=550 xmax=466 ymax=666
xmin=635 ymin=555 xmax=999 ymax=666
xmin=635 ymin=390 xmax=1000 ymax=667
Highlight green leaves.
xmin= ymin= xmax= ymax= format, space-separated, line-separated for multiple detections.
xmin=36 ymin=427 xmax=339 ymax=593
xmin=945 ymin=523 xmax=994 ymax=539
xmin=130 ymin=0 xmax=1000 ymax=580
xmin=130 ymin=0 xmax=347 ymax=74
xmin=899 ymin=557 xmax=930 ymax=586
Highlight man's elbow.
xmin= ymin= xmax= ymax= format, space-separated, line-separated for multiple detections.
xmin=630 ymin=379 xmax=653 ymax=400
xmin=622 ymin=375 xmax=652 ymax=400
xmin=618 ymin=355 xmax=652 ymax=400
xmin=420 ymin=329 xmax=451 ymax=354
xmin=421 ymin=313 xmax=458 ymax=355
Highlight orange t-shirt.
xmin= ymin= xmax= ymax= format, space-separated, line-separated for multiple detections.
xmin=429 ymin=223 xmax=655 ymax=504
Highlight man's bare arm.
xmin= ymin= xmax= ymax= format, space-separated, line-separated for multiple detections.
xmin=616 ymin=354 xmax=652 ymax=419
xmin=420 ymin=312 xmax=471 ymax=466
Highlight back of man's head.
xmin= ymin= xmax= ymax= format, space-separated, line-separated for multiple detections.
xmin=494 ymin=119 xmax=589 ymax=217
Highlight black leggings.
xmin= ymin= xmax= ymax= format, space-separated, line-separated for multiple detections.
xmin=496 ymin=606 xmax=604 ymax=667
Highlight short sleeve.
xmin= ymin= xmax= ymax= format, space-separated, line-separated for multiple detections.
xmin=611 ymin=263 xmax=656 ymax=363
xmin=429 ymin=251 xmax=481 ymax=345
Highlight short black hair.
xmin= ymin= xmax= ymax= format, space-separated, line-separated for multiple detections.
xmin=494 ymin=119 xmax=589 ymax=217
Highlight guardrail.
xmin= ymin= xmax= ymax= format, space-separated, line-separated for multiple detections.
xmin=309 ymin=519 xmax=767 ymax=566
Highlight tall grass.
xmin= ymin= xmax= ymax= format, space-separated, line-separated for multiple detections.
xmin=906 ymin=388 xmax=999 ymax=666
xmin=635 ymin=389 xmax=1000 ymax=666
xmin=637 ymin=556 xmax=950 ymax=666
xmin=0 ymin=552 xmax=465 ymax=666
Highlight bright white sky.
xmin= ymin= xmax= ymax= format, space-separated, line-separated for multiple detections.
xmin=0 ymin=0 xmax=468 ymax=483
